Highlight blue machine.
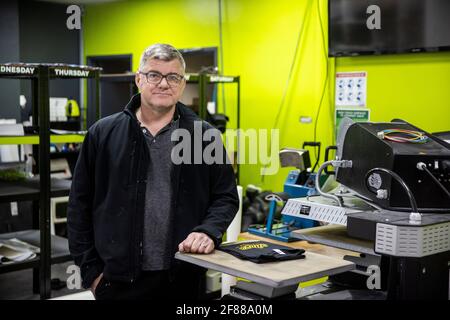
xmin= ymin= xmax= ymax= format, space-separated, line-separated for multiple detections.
xmin=282 ymin=170 xmax=319 ymax=229
xmin=248 ymin=143 xmax=323 ymax=242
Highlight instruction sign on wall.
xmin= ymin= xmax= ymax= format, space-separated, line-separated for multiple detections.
xmin=335 ymin=71 xmax=367 ymax=107
xmin=335 ymin=108 xmax=370 ymax=136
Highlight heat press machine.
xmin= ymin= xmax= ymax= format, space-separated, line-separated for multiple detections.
xmin=282 ymin=118 xmax=450 ymax=299
xmin=248 ymin=142 xmax=326 ymax=242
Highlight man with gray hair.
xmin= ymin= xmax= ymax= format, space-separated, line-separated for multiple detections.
xmin=68 ymin=43 xmax=239 ymax=300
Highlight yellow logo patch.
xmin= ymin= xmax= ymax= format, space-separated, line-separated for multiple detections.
xmin=238 ymin=243 xmax=269 ymax=251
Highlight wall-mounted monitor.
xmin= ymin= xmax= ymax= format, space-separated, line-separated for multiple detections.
xmin=329 ymin=0 xmax=450 ymax=57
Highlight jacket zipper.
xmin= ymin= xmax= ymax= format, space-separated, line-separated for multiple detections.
xmin=131 ymin=132 xmax=147 ymax=283
xmin=130 ymin=133 xmax=141 ymax=283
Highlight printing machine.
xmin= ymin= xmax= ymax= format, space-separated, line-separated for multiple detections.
xmin=282 ymin=119 xmax=450 ymax=300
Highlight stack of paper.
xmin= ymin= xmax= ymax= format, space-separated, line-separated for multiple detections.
xmin=0 ymin=238 xmax=39 ymax=264
xmin=49 ymin=97 xmax=68 ymax=122
xmin=0 ymin=120 xmax=25 ymax=164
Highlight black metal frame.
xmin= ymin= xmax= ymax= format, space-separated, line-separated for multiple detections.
xmin=98 ymin=73 xmax=138 ymax=119
xmin=384 ymin=251 xmax=450 ymax=300
xmin=0 ymin=62 xmax=101 ymax=299
xmin=86 ymin=54 xmax=132 ymax=128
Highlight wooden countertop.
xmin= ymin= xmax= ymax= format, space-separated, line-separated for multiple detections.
xmin=176 ymin=248 xmax=354 ymax=288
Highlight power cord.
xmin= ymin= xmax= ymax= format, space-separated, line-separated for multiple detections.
xmin=377 ymin=129 xmax=429 ymax=144
xmin=218 ymin=0 xmax=226 ymax=115
xmin=416 ymin=162 xmax=450 ymax=199
xmin=315 ymin=159 xmax=352 ymax=207
xmin=261 ymin=1 xmax=314 ymax=182
xmin=313 ymin=0 xmax=329 ymax=163
xmin=365 ymin=167 xmax=421 ymax=223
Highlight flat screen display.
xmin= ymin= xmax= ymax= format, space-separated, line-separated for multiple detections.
xmin=329 ymin=0 xmax=450 ymax=57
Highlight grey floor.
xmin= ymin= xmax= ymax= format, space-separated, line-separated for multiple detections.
xmin=0 ymin=261 xmax=85 ymax=300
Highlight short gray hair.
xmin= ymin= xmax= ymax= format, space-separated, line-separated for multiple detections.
xmin=138 ymin=43 xmax=186 ymax=73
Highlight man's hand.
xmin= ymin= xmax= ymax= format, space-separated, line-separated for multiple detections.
xmin=178 ymin=232 xmax=215 ymax=254
xmin=90 ymin=273 xmax=103 ymax=294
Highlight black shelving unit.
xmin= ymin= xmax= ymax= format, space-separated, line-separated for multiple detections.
xmin=98 ymin=73 xmax=137 ymax=118
xmin=0 ymin=63 xmax=101 ymax=299
xmin=0 ymin=178 xmax=72 ymax=203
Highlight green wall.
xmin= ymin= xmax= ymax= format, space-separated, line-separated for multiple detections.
xmin=336 ymin=52 xmax=450 ymax=131
xmin=83 ymin=0 xmax=450 ymax=193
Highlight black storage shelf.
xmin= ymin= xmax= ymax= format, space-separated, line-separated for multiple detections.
xmin=0 ymin=62 xmax=101 ymax=299
xmin=0 ymin=230 xmax=72 ymax=274
xmin=0 ymin=178 xmax=71 ymax=203
xmin=100 ymin=72 xmax=135 ymax=82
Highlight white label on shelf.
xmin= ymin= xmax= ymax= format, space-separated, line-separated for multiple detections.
xmin=209 ymin=76 xmax=234 ymax=82
xmin=10 ymin=202 xmax=18 ymax=216
xmin=53 ymin=68 xmax=89 ymax=77
xmin=0 ymin=65 xmax=35 ymax=75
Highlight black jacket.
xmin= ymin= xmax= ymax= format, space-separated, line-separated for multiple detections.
xmin=67 ymin=94 xmax=239 ymax=289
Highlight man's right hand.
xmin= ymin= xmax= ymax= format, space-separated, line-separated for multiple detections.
xmin=90 ymin=273 xmax=104 ymax=294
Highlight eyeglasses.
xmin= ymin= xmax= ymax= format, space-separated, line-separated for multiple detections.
xmin=139 ymin=70 xmax=185 ymax=87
